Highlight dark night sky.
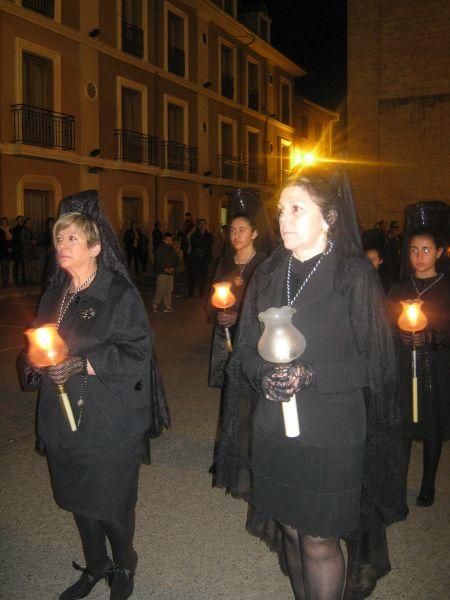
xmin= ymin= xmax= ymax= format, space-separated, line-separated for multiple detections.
xmin=260 ymin=1 xmax=347 ymax=111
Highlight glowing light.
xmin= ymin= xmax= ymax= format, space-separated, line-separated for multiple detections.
xmin=398 ymin=300 xmax=428 ymax=332
xmin=211 ymin=282 xmax=236 ymax=309
xmin=303 ymin=152 xmax=315 ymax=165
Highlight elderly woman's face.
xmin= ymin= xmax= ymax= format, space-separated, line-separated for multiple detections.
xmin=278 ymin=186 xmax=328 ymax=255
xmin=55 ymin=224 xmax=100 ymax=274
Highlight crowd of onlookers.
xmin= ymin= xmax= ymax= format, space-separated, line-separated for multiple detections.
xmin=1 ymin=211 xmax=407 ymax=300
xmin=0 ymin=215 xmax=55 ymax=287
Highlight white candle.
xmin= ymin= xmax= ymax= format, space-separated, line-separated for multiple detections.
xmin=282 ymin=394 xmax=300 ymax=437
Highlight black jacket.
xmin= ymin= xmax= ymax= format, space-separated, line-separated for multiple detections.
xmin=35 ymin=267 xmax=158 ymax=449
xmin=153 ymin=242 xmax=179 ymax=275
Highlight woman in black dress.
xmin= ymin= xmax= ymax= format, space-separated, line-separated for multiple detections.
xmin=218 ymin=167 xmax=406 ymax=599
xmin=388 ymin=226 xmax=450 ymax=507
xmin=25 ymin=191 xmax=169 ymax=600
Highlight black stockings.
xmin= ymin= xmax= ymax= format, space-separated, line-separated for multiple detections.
xmin=279 ymin=523 xmax=345 ymax=600
xmin=74 ymin=511 xmax=137 ymax=574
xmin=403 ymin=438 xmax=442 ymax=495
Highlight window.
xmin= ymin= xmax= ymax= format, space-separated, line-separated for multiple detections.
xmin=247 ymin=130 xmax=260 ymax=183
xmin=22 ymin=0 xmax=55 ymax=19
xmin=315 ymin=122 xmax=323 ymax=142
xmin=122 ymin=0 xmax=144 ymax=58
xmin=122 ymin=87 xmax=142 ymax=132
xmin=115 ymin=80 xmax=151 ymax=164
xmin=212 ymin=0 xmax=236 ymax=16
xmin=24 ymin=189 xmax=51 ymax=242
xmin=301 ymin=116 xmax=309 ymax=139
xmin=163 ymin=97 xmax=196 ymax=172
xmin=20 ymin=52 xmax=56 ymax=147
xmin=167 ymin=10 xmax=186 ymax=77
xmin=218 ymin=117 xmax=236 ymax=179
xmin=23 ymin=52 xmax=53 ymax=109
xmin=280 ymin=80 xmax=291 ymax=125
xmin=122 ymin=196 xmax=142 ymax=226
xmin=280 ymin=140 xmax=291 ymax=182
xmin=259 ymin=16 xmax=270 ymax=42
xmin=247 ymin=60 xmax=259 ymax=110
xmin=167 ymin=197 xmax=184 ymax=237
xmin=220 ymin=42 xmax=235 ymax=100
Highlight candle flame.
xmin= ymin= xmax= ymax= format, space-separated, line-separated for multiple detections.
xmin=211 ymin=281 xmax=236 ymax=309
xmin=398 ymin=300 xmax=428 ymax=332
xmin=36 ymin=327 xmax=53 ymax=350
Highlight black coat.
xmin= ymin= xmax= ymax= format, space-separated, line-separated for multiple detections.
xmin=35 ymin=267 xmax=162 ymax=449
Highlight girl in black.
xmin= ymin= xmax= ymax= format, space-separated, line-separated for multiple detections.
xmin=388 ymin=227 xmax=450 ymax=507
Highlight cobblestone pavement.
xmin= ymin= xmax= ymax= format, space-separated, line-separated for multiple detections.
xmin=0 ymin=282 xmax=448 ymax=599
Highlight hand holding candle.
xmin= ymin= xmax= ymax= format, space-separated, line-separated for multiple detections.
xmin=398 ymin=300 xmax=428 ymax=423
xmin=211 ymin=282 xmax=237 ymax=352
xmin=257 ymin=307 xmax=307 ymax=437
xmin=25 ymin=324 xmax=78 ymax=432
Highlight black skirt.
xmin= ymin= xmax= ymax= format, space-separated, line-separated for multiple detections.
xmin=46 ymin=435 xmax=144 ymax=519
xmin=251 ymin=390 xmax=366 ymax=538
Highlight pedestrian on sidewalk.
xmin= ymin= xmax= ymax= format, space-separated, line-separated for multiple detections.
xmin=22 ymin=190 xmax=169 ymax=600
xmin=152 ymin=231 xmax=178 ymax=312
xmin=20 ymin=217 xmax=39 ymax=284
xmin=0 ymin=217 xmax=13 ymax=287
xmin=11 ymin=214 xmax=24 ymax=284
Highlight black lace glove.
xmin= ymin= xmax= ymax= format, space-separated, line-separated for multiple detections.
xmin=399 ymin=331 xmax=427 ymax=348
xmin=46 ymin=357 xmax=86 ymax=386
xmin=261 ymin=361 xmax=315 ymax=403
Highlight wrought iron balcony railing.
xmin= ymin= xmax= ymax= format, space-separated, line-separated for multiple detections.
xmin=22 ymin=0 xmax=54 ymax=18
xmin=217 ymin=155 xmax=268 ymax=184
xmin=11 ymin=104 xmax=75 ymax=151
xmin=168 ymin=45 xmax=185 ymax=77
xmin=221 ymin=75 xmax=234 ymax=99
xmin=122 ymin=21 xmax=144 ymax=58
xmin=161 ymin=141 xmax=197 ymax=172
xmin=248 ymin=88 xmax=259 ymax=110
xmin=114 ymin=130 xmax=159 ymax=165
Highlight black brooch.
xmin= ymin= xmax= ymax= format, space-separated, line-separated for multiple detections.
xmin=81 ymin=308 xmax=96 ymax=320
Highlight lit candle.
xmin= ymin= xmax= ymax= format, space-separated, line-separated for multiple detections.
xmin=398 ymin=300 xmax=428 ymax=424
xmin=25 ymin=324 xmax=78 ymax=432
xmin=211 ymin=282 xmax=237 ymax=352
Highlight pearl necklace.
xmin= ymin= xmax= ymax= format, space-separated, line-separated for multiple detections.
xmin=411 ymin=273 xmax=443 ymax=300
xmin=57 ymin=270 xmax=97 ymax=329
xmin=286 ymin=242 xmax=334 ymax=307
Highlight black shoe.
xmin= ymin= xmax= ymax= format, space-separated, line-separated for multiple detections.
xmin=416 ymin=489 xmax=435 ymax=507
xmin=109 ymin=568 xmax=135 ymax=600
xmin=59 ymin=559 xmax=113 ymax=600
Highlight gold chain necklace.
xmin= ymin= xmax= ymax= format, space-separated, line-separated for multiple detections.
xmin=234 ymin=248 xmax=255 ymax=287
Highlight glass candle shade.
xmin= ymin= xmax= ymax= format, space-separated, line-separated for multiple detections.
xmin=25 ymin=323 xmax=69 ymax=367
xmin=211 ymin=282 xmax=237 ymax=309
xmin=398 ymin=300 xmax=428 ymax=333
xmin=257 ymin=306 xmax=306 ymax=363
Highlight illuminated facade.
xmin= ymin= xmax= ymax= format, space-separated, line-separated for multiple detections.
xmin=0 ymin=0 xmax=313 ymax=239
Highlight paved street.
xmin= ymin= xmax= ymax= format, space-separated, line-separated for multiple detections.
xmin=0 ymin=282 xmax=449 ymax=599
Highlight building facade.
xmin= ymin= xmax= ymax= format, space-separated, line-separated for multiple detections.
xmin=347 ymin=0 xmax=450 ymax=228
xmin=0 ymin=0 xmax=310 ymax=241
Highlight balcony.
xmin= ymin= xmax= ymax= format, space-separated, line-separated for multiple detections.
xmin=22 ymin=0 xmax=54 ymax=18
xmin=248 ymin=88 xmax=259 ymax=111
xmin=217 ymin=155 xmax=268 ymax=184
xmin=11 ymin=104 xmax=75 ymax=151
xmin=168 ymin=45 xmax=185 ymax=77
xmin=122 ymin=21 xmax=144 ymax=58
xmin=161 ymin=141 xmax=197 ymax=172
xmin=221 ymin=75 xmax=234 ymax=100
xmin=114 ymin=130 xmax=159 ymax=165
